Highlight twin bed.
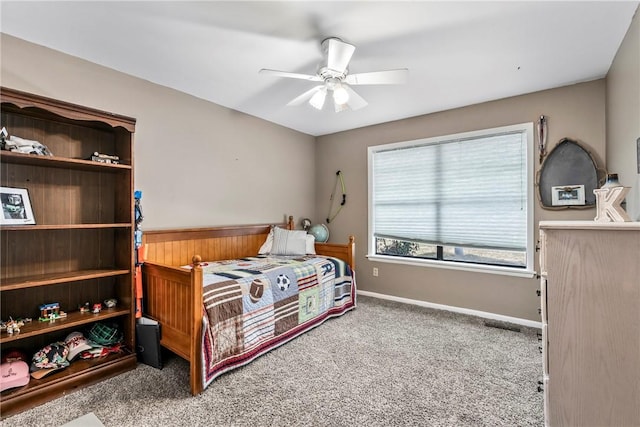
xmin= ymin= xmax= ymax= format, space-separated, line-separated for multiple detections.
xmin=141 ymin=216 xmax=356 ymax=394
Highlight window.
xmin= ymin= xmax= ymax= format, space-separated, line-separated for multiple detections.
xmin=368 ymin=123 xmax=534 ymax=277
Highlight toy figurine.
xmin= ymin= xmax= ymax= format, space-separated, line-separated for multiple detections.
xmin=5 ymin=318 xmax=19 ymax=334
xmin=38 ymin=303 xmax=65 ymax=322
xmin=103 ymin=298 xmax=117 ymax=308
xmin=92 ymin=303 xmax=102 ymax=314
xmin=39 ymin=302 xmax=60 ymax=321
xmin=0 ymin=317 xmax=28 ymax=335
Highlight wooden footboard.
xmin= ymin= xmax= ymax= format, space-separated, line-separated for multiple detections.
xmin=140 ymin=216 xmax=355 ymax=395
xmin=141 ymin=262 xmax=203 ymax=394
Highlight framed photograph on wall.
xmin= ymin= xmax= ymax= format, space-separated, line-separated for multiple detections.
xmin=551 ymin=184 xmax=586 ymax=206
xmin=1 ymin=186 xmax=36 ymax=225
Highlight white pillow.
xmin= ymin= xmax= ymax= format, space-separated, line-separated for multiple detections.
xmin=258 ymin=227 xmax=274 ymax=254
xmin=270 ymin=227 xmax=307 ymax=256
xmin=259 ymin=227 xmax=316 ymax=255
xmin=306 ymin=234 xmax=316 ymax=254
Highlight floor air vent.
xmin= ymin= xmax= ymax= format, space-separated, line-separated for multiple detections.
xmin=484 ymin=320 xmax=521 ymax=333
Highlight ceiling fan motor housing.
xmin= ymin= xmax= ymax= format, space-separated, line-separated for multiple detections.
xmin=321 ymin=36 xmax=344 ymax=54
xmin=319 ymin=37 xmax=352 ymax=79
xmin=318 ymin=67 xmax=348 ymax=82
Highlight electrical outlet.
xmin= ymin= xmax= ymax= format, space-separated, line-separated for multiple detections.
xmin=373 ymin=267 xmax=379 ymax=277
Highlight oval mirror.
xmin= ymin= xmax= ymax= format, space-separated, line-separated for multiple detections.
xmin=537 ymin=138 xmax=600 ymax=209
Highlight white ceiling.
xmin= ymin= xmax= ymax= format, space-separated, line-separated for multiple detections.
xmin=1 ymin=1 xmax=637 ymax=136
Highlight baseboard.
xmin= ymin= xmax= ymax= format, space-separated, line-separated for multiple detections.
xmin=357 ymin=290 xmax=542 ymax=329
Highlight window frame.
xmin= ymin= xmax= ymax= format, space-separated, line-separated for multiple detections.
xmin=367 ymin=123 xmax=536 ymax=278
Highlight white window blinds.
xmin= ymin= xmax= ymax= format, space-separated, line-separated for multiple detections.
xmin=372 ymin=130 xmax=527 ymax=251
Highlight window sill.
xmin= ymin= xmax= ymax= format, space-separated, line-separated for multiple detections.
xmin=366 ymin=254 xmax=537 ymax=278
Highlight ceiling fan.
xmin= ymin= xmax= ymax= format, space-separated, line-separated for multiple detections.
xmin=259 ymin=37 xmax=408 ymax=112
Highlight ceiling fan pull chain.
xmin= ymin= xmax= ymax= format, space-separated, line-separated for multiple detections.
xmin=327 ymin=170 xmax=346 ymax=224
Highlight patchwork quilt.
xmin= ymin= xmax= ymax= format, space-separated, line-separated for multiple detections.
xmin=193 ymin=255 xmax=356 ymax=388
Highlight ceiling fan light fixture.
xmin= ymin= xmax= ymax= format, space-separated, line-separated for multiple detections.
xmin=334 ymin=101 xmax=349 ymax=113
xmin=333 ymin=85 xmax=350 ymax=105
xmin=262 ymin=36 xmax=406 ymax=113
xmin=309 ymin=87 xmax=327 ymax=110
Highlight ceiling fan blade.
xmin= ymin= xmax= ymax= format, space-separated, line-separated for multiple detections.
xmin=259 ymin=68 xmax=322 ymax=82
xmin=326 ymin=38 xmax=355 ymax=74
xmin=345 ymin=68 xmax=409 ymax=85
xmin=343 ymin=85 xmax=368 ymax=111
xmin=286 ymin=85 xmax=324 ymax=106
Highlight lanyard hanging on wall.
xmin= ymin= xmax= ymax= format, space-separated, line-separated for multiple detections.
xmin=327 ymin=170 xmax=346 ymax=223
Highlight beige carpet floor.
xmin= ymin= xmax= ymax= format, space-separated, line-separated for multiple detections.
xmin=2 ymin=296 xmax=543 ymax=427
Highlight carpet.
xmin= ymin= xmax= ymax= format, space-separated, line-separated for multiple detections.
xmin=2 ymin=296 xmax=543 ymax=426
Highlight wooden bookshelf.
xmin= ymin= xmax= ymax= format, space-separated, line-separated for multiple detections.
xmin=0 ymin=87 xmax=137 ymax=418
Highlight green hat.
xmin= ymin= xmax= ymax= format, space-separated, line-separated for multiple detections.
xmin=87 ymin=323 xmax=123 ymax=346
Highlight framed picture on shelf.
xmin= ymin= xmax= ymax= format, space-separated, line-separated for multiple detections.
xmin=551 ymin=184 xmax=585 ymax=206
xmin=1 ymin=186 xmax=35 ymax=225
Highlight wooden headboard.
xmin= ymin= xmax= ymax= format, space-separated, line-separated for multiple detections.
xmin=142 ymin=216 xmax=294 ymax=266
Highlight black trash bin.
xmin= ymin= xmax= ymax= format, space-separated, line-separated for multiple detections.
xmin=136 ymin=317 xmax=162 ymax=369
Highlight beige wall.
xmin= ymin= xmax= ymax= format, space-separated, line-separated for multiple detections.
xmin=316 ymin=80 xmax=606 ymax=321
xmin=607 ymin=6 xmax=640 ymax=221
xmin=0 ymin=34 xmax=316 ymax=229
xmin=2 ymin=31 xmax=624 ymax=322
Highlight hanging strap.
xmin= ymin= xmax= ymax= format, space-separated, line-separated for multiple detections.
xmin=537 ymin=115 xmax=548 ymax=164
xmin=327 ymin=170 xmax=346 ymax=223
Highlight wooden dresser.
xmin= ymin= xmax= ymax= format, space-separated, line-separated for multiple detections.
xmin=538 ymin=221 xmax=640 ymax=427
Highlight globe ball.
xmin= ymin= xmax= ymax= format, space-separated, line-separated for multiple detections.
xmin=308 ymin=224 xmax=329 ymax=243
